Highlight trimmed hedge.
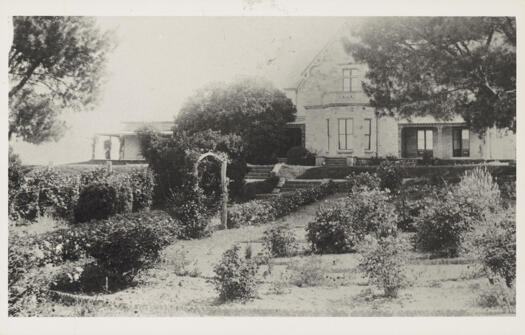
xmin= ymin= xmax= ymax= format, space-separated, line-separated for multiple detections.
xmin=297 ymin=165 xmax=515 ymax=180
xmin=228 ymin=181 xmax=337 ymax=228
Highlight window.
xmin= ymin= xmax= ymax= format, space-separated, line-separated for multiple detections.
xmin=417 ymin=129 xmax=433 ymax=155
xmin=343 ymin=69 xmax=351 ymax=92
xmin=342 ymin=69 xmax=361 ymax=92
xmin=453 ymin=128 xmax=470 ymax=157
xmin=338 ymin=118 xmax=353 ymax=150
xmin=364 ymin=119 xmax=372 ymax=150
xmin=350 ymin=69 xmax=361 ymax=92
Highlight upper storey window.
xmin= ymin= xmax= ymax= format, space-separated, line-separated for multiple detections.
xmin=343 ymin=68 xmax=361 ymax=92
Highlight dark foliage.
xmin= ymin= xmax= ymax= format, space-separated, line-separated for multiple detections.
xmin=286 ymin=146 xmax=316 ymax=166
xmin=175 ymin=77 xmax=296 ymax=164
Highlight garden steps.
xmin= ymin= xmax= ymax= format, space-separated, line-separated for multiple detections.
xmin=246 ymin=164 xmax=275 ymax=180
xmin=324 ymin=157 xmax=347 ymax=167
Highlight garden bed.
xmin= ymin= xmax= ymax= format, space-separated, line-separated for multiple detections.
xmin=31 ymin=193 xmax=513 ymax=316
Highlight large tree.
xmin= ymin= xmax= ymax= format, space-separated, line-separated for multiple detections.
xmin=176 ymin=77 xmax=296 ymax=164
xmin=9 ymin=16 xmax=115 ymax=144
xmin=345 ymin=17 xmax=516 ymax=133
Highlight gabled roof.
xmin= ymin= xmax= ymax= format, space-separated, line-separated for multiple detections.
xmin=284 ymin=19 xmax=363 ymax=91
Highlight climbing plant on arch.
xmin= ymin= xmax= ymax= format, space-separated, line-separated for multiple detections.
xmin=194 ymin=151 xmax=230 ymax=230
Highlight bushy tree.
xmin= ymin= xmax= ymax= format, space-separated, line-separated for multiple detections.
xmin=9 ymin=16 xmax=115 ymax=143
xmin=346 ymin=17 xmax=516 ymax=133
xmin=176 ymin=77 xmax=296 ymax=163
xmin=137 ymin=128 xmax=247 ymax=207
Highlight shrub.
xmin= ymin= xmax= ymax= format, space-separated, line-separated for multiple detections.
xmin=454 ymin=166 xmax=502 ymax=219
xmin=79 ymin=168 xmax=109 ymax=186
xmin=415 ymin=196 xmax=469 ymax=257
xmin=74 ymin=180 xmax=132 ymax=223
xmin=464 ymin=210 xmax=515 ymax=287
xmin=166 ymin=183 xmax=211 ymax=239
xmin=376 ymin=160 xmax=404 ymax=192
xmin=83 ymin=211 xmax=178 ymax=285
xmin=12 ymin=185 xmax=40 ymax=221
xmin=344 ymin=171 xmax=381 ymax=193
xmin=415 ymin=168 xmax=503 ymax=257
xmin=262 ymin=225 xmax=298 ymax=257
xmin=8 ymin=148 xmax=26 ymax=219
xmin=138 ymin=128 xmax=247 ymax=207
xmin=307 ymin=188 xmax=398 ymax=254
xmin=11 ymin=169 xmax=81 ymax=222
xmin=287 ymin=256 xmax=327 ymax=287
xmin=358 ymin=235 xmax=411 ymax=298
xmin=286 ymin=146 xmax=316 ymax=165
xmin=212 ymin=245 xmax=259 ymax=301
xmin=128 ymin=168 xmax=155 ymax=211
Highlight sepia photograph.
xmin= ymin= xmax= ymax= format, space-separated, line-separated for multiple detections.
xmin=5 ymin=8 xmax=518 ymax=327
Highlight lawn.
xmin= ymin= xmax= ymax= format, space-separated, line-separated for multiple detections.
xmin=31 ymin=193 xmax=513 ymax=317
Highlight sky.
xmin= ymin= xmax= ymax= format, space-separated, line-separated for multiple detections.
xmin=11 ymin=17 xmax=348 ymax=165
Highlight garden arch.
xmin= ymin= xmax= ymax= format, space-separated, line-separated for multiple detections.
xmin=193 ymin=152 xmax=229 ymax=230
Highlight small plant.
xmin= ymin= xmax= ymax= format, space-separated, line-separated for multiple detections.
xmin=173 ymin=247 xmax=201 ymax=277
xmin=268 ymin=271 xmax=291 ymax=295
xmin=476 ymin=279 xmax=515 ymax=312
xmin=287 ymin=256 xmax=327 ymax=287
xmin=358 ymin=235 xmax=411 ymax=298
xmin=262 ymin=225 xmax=298 ymax=258
xmin=376 ymin=160 xmax=404 ymax=192
xmin=212 ymin=245 xmax=259 ymax=302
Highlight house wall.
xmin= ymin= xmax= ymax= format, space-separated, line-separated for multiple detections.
xmin=122 ymin=135 xmax=144 ymax=160
xmin=305 ymin=106 xmax=378 ymax=157
xmin=377 ymin=116 xmax=399 ymax=157
xmin=486 ymin=128 xmax=516 ymax=160
xmin=290 ymin=30 xmax=515 ymax=163
xmin=295 ymin=37 xmax=369 ymax=117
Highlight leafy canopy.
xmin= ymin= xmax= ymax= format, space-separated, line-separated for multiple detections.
xmin=9 ymin=16 xmax=115 ymax=144
xmin=345 ymin=17 xmax=515 ymax=133
xmin=175 ymin=77 xmax=296 ymax=164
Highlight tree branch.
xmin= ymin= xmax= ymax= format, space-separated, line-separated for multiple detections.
xmin=9 ymin=61 xmax=40 ymax=98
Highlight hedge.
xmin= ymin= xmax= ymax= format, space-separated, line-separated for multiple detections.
xmin=228 ymin=181 xmax=337 ymax=228
xmin=9 ymin=167 xmax=155 ymax=223
xmin=297 ymin=165 xmax=515 ymax=180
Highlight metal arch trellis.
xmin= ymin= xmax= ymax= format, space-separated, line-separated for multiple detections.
xmin=193 ymin=151 xmax=230 ymax=230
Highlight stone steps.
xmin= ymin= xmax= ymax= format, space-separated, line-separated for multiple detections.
xmin=324 ymin=158 xmax=347 ymax=167
xmin=245 ymin=164 xmax=274 ymax=179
